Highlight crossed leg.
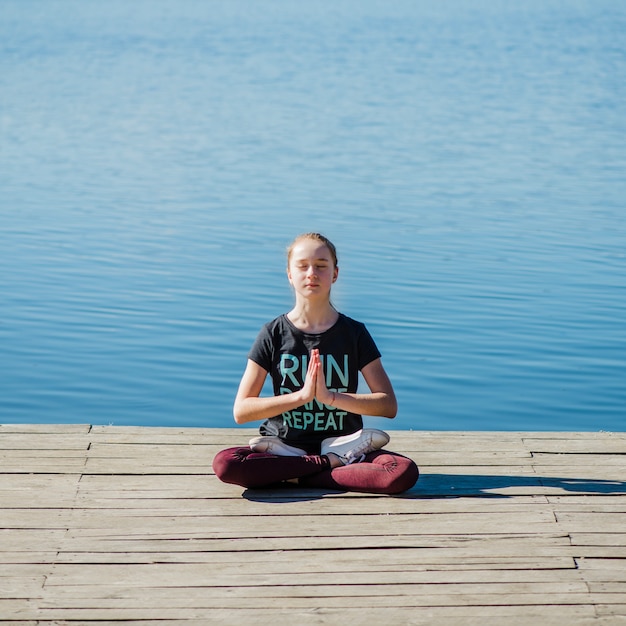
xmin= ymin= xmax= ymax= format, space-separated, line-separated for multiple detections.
xmin=213 ymin=447 xmax=418 ymax=494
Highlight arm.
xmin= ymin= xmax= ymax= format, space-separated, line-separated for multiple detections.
xmin=233 ymin=357 xmax=319 ymax=425
xmin=315 ymin=355 xmax=398 ymax=418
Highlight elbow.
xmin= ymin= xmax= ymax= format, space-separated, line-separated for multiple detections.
xmin=233 ymin=395 xmax=261 ymax=425
xmin=386 ymin=395 xmax=398 ymax=419
xmin=232 ymin=402 xmax=247 ymax=425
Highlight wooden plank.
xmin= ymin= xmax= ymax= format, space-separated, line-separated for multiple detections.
xmin=0 ymin=474 xmax=80 ymax=490
xmin=523 ymin=432 xmax=626 ymax=440
xmin=61 ymin=529 xmax=572 ymax=550
xmin=74 ymin=474 xmax=228 ymax=498
xmin=0 ymin=424 xmax=91 ymax=434
xmin=575 ymin=558 xmax=626 ymax=571
xmin=45 ymin=564 xmax=587 ymax=587
xmin=0 ymin=510 xmax=74 ymax=529
xmin=523 ymin=437 xmax=626 ymax=453
xmin=59 ymin=520 xmax=562 ymax=539
xmin=35 ymin=591 xmax=626 ymax=608
xmin=0 ymin=577 xmax=45 ymax=598
xmin=570 ymin=533 xmax=626 ymax=546
xmin=86 ymin=444 xmax=534 ymax=465
xmin=0 ymin=529 xmax=68 ymax=546
xmin=531 ymin=453 xmax=626 ymax=467
xmin=0 ymin=461 xmax=87 ymax=474
xmin=549 ymin=502 xmax=626 ymax=513
xmin=58 ymin=532 xmax=573 ymax=550
xmin=555 ymin=512 xmax=626 ymax=532
xmin=569 ymin=547 xmax=626 ymax=558
xmin=588 ymin=582 xmax=626 ymax=593
xmin=43 ymin=587 xmax=599 ymax=609
xmin=56 ymin=551 xmax=576 ymax=569
xmin=61 ymin=533 xmax=575 ymax=554
xmin=548 ymin=495 xmax=626 ymax=505
xmin=0 ymin=451 xmax=87 ymax=462
xmin=0 ymin=475 xmax=80 ymax=508
xmin=0 ymin=553 xmax=58 ymax=565
xmin=4 ymin=606 xmax=600 ymax=624
xmin=596 ymin=605 xmax=626 ymax=618
xmin=87 ymin=427 xmax=257 ymax=445
xmin=86 ymin=443 xmax=214 ymax=457
xmin=0 ymin=434 xmax=90 ymax=450
xmin=68 ymin=496 xmax=551 ymax=514
xmin=82 ymin=462 xmax=213 ymax=474
xmin=578 ymin=570 xmax=626 ymax=582
xmin=87 ymin=443 xmax=533 ymax=459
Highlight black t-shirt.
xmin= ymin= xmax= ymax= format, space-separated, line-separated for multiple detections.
xmin=248 ymin=313 xmax=382 ymax=452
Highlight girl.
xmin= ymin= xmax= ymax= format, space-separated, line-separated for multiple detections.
xmin=212 ymin=233 xmax=419 ymax=494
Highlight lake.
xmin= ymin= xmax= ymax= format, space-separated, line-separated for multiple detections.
xmin=1 ymin=0 xmax=625 ymax=432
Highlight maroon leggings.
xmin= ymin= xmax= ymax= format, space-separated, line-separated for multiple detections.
xmin=212 ymin=446 xmax=419 ymax=495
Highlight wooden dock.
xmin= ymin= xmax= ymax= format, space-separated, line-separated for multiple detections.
xmin=1 ymin=424 xmax=625 ymax=625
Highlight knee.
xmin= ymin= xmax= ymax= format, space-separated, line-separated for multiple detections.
xmin=392 ymin=457 xmax=419 ymax=493
xmin=212 ymin=447 xmax=248 ymax=485
xmin=383 ymin=453 xmax=420 ymax=494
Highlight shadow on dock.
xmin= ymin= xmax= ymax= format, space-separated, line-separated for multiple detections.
xmin=408 ymin=473 xmax=626 ymax=498
xmin=242 ymin=473 xmax=626 ymax=501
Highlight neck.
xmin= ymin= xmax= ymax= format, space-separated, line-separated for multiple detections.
xmin=287 ymin=300 xmax=339 ymax=333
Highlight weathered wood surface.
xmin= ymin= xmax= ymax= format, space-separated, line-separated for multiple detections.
xmin=1 ymin=425 xmax=625 ymax=625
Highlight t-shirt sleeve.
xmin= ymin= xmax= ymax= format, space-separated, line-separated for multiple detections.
xmin=247 ymin=324 xmax=273 ymax=372
xmin=357 ymin=323 xmax=382 ymax=370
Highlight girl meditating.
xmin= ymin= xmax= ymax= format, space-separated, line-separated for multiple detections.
xmin=212 ymin=232 xmax=419 ymax=494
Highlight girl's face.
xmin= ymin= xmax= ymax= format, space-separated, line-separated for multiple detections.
xmin=287 ymin=238 xmax=338 ymax=298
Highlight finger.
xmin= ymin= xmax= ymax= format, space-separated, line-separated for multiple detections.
xmin=315 ymin=363 xmax=327 ymax=391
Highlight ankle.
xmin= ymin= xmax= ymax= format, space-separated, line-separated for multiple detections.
xmin=326 ymin=452 xmax=345 ymax=469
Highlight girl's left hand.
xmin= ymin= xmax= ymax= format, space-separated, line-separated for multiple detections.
xmin=311 ymin=349 xmax=333 ymax=405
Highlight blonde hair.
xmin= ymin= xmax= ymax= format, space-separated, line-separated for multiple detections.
xmin=286 ymin=232 xmax=338 ymax=267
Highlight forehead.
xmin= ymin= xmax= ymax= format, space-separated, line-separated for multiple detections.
xmin=290 ymin=239 xmax=332 ymax=262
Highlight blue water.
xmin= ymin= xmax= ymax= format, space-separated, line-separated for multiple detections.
xmin=1 ymin=0 xmax=625 ymax=432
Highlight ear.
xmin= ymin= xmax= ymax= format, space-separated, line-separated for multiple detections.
xmin=287 ymin=267 xmax=293 ymax=285
xmin=332 ymin=266 xmax=339 ymax=283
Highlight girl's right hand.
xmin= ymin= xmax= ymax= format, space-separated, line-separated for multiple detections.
xmin=300 ymin=348 xmax=319 ymax=404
